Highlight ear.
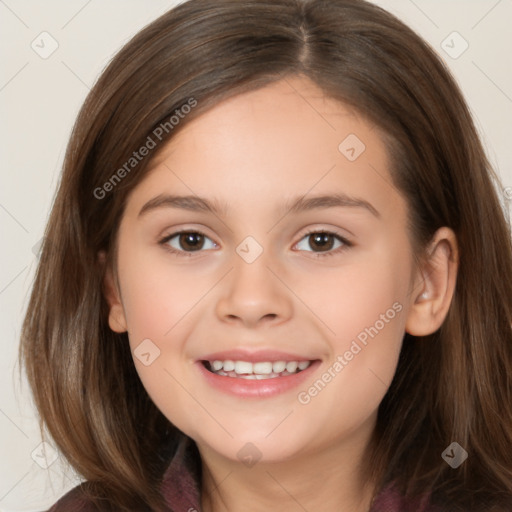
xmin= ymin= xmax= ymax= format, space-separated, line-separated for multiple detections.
xmin=405 ymin=227 xmax=459 ymax=336
xmin=98 ymin=250 xmax=128 ymax=333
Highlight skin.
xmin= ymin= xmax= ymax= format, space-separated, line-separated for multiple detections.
xmin=103 ymin=75 xmax=458 ymax=512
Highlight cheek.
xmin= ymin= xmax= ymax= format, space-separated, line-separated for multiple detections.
xmin=294 ymin=242 xmax=409 ymax=346
xmin=293 ymin=247 xmax=409 ymax=417
xmin=294 ymin=301 xmax=405 ymax=450
xmin=115 ymin=244 xmax=221 ymax=431
xmin=118 ymin=245 xmax=214 ymax=344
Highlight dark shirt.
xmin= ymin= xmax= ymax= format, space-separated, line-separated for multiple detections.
xmin=48 ymin=437 xmax=437 ymax=511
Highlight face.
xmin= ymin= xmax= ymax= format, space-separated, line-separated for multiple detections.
xmin=106 ymin=76 xmax=418 ymax=465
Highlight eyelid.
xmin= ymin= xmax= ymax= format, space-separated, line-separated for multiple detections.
xmin=158 ymin=229 xmax=218 ymax=257
xmin=158 ymin=223 xmax=218 ymax=243
xmin=158 ymin=226 xmax=353 ymax=257
xmin=297 ymin=226 xmax=352 ymax=243
xmin=293 ymin=228 xmax=353 ymax=257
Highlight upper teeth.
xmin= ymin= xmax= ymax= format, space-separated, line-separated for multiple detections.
xmin=209 ymin=360 xmax=311 ymax=375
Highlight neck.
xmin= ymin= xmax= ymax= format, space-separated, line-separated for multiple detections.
xmin=199 ymin=419 xmax=378 ymax=512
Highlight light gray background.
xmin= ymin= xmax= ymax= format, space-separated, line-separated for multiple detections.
xmin=1 ymin=1 xmax=511 ymax=510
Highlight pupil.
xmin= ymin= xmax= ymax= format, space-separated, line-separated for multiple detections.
xmin=180 ymin=233 xmax=203 ymax=251
xmin=178 ymin=233 xmax=334 ymax=252
xmin=311 ymin=233 xmax=333 ymax=251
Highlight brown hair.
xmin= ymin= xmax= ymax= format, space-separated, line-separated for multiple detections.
xmin=20 ymin=0 xmax=512 ymax=510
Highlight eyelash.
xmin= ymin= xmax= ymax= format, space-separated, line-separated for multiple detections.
xmin=158 ymin=229 xmax=353 ymax=258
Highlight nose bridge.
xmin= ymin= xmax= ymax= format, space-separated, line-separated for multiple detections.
xmin=215 ymin=236 xmax=293 ymax=326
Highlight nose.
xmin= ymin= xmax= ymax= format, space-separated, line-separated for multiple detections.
xmin=215 ymin=251 xmax=294 ymax=329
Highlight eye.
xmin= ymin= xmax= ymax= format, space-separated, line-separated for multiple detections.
xmin=295 ymin=230 xmax=351 ymax=257
xmin=159 ymin=230 xmax=217 ymax=256
xmin=159 ymin=229 xmax=351 ymax=258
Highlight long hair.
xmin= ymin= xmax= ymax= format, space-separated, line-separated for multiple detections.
xmin=20 ymin=0 xmax=512 ymax=510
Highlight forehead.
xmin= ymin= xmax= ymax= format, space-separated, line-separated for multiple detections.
xmin=126 ymin=76 xmax=405 ymax=223
xmin=150 ymin=76 xmax=373 ymax=171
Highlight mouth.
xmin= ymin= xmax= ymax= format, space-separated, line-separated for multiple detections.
xmin=196 ymin=352 xmax=321 ymax=398
xmin=201 ymin=359 xmax=313 ymax=379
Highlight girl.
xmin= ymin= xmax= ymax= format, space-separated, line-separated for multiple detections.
xmin=20 ymin=0 xmax=512 ymax=511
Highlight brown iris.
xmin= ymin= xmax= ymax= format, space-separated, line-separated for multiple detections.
xmin=308 ymin=232 xmax=335 ymax=252
xmin=179 ymin=232 xmax=205 ymax=251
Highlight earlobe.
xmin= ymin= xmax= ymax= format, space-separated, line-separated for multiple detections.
xmin=405 ymin=227 xmax=459 ymax=336
xmin=98 ymin=250 xmax=128 ymax=333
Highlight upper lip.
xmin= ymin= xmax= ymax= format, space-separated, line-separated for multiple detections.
xmin=199 ymin=349 xmax=316 ymax=363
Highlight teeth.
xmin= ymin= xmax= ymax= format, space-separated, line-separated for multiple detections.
xmin=207 ymin=359 xmax=312 ymax=378
xmin=223 ymin=360 xmax=235 ymax=372
xmin=272 ymin=361 xmax=287 ymax=373
xmin=211 ymin=360 xmax=223 ymax=371
xmin=253 ymin=362 xmax=273 ymax=374
xmin=235 ymin=361 xmax=253 ymax=374
xmin=286 ymin=361 xmax=298 ymax=373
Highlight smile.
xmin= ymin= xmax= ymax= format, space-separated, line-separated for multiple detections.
xmin=203 ymin=359 xmax=312 ymax=379
xmin=197 ymin=354 xmax=321 ymax=398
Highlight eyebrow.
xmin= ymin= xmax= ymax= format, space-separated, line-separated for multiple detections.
xmin=138 ymin=192 xmax=380 ymax=219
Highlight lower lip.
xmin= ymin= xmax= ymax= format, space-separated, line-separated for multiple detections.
xmin=196 ymin=360 xmax=321 ymax=398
